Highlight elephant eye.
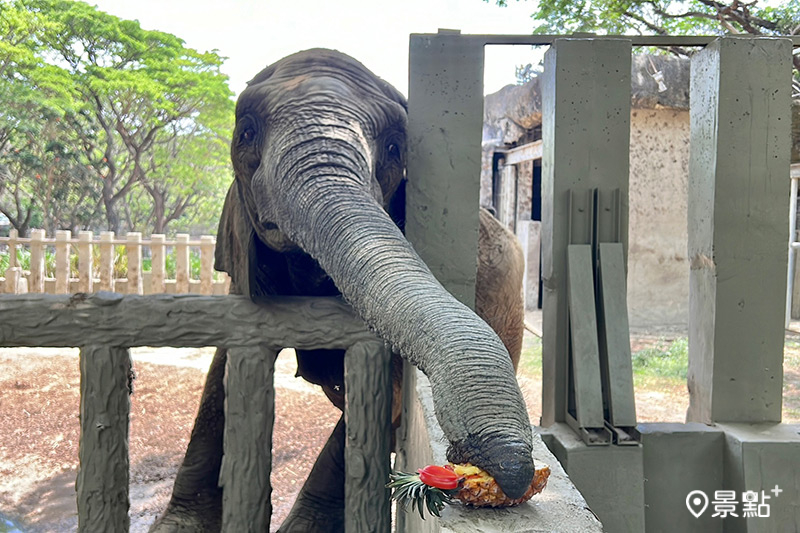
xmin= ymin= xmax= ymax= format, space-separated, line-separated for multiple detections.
xmin=387 ymin=142 xmax=400 ymax=159
xmin=240 ymin=127 xmax=255 ymax=145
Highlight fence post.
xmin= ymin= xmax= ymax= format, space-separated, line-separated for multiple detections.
xmin=344 ymin=340 xmax=392 ymax=532
xmin=8 ymin=228 xmax=18 ymax=268
xmin=220 ymin=346 xmax=277 ymax=531
xmin=29 ymin=229 xmax=45 ymax=293
xmin=99 ymin=231 xmax=115 ymax=292
xmin=77 ymin=345 xmax=131 ymax=532
xmin=150 ymin=234 xmax=166 ymax=294
xmin=78 ymin=231 xmax=93 ymax=293
xmin=55 ymin=230 xmax=71 ymax=294
xmin=199 ymin=235 xmax=215 ymax=295
xmin=175 ymin=233 xmax=190 ymax=293
xmin=4 ymin=267 xmax=20 ymax=294
xmin=126 ymin=232 xmax=142 ymax=295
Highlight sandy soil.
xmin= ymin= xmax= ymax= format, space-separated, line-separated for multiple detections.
xmin=0 ymin=347 xmax=340 ymax=532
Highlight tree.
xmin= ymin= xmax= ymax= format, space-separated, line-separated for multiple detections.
xmin=494 ymin=0 xmax=800 ymax=87
xmin=0 ymin=0 xmax=234 ymax=236
xmin=0 ymin=1 xmax=83 ymax=236
xmin=33 ymin=0 xmax=234 ymax=234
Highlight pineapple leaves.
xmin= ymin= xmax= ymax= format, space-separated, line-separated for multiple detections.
xmin=387 ymin=471 xmax=456 ymax=520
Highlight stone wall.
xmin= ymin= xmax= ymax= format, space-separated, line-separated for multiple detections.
xmin=627 ymin=108 xmax=690 ymax=326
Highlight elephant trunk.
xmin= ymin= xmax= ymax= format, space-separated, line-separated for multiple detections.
xmin=256 ymin=128 xmax=534 ymax=498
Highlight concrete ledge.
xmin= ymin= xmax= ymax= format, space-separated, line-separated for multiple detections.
xmin=719 ymin=423 xmax=800 ymax=533
xmin=541 ymin=423 xmax=645 ymax=532
xmin=396 ymin=368 xmax=602 ymax=533
xmin=639 ymin=423 xmax=724 ymax=533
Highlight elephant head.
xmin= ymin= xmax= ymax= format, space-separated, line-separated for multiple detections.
xmin=217 ymin=49 xmax=534 ymax=499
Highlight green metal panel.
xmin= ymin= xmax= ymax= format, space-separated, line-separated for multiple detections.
xmin=687 ymin=37 xmax=792 ymax=424
xmin=541 ymin=38 xmax=631 ymax=425
xmin=567 ymin=245 xmax=605 ymax=429
xmin=598 ymin=243 xmax=637 ymax=427
xmin=406 ymin=32 xmax=485 ymax=308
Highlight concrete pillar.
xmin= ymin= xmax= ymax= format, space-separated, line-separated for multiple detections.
xmin=77 ymin=231 xmax=93 ymax=293
xmin=687 ymin=37 xmax=793 ymax=424
xmin=54 ymin=230 xmax=71 ymax=294
xmin=540 ymin=38 xmax=631 ymax=426
xmin=150 ymin=234 xmax=166 ymax=294
xmin=126 ymin=232 xmax=143 ymax=295
xmin=175 ymin=233 xmax=190 ymax=294
xmin=406 ymin=30 xmax=484 ymax=308
xmin=199 ymin=235 xmax=215 ymax=295
xmin=77 ymin=345 xmax=131 ymax=532
xmin=28 ymin=229 xmax=45 ymax=293
xmin=98 ymin=231 xmax=115 ymax=292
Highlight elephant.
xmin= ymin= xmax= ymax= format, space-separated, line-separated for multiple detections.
xmin=151 ymin=48 xmax=533 ymax=532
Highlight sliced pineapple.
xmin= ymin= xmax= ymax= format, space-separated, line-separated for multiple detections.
xmin=449 ymin=462 xmax=551 ymax=508
xmin=388 ymin=462 xmax=550 ymax=519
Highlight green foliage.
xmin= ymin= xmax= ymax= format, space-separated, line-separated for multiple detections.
xmin=632 ymin=337 xmax=688 ymax=380
xmin=492 ymin=0 xmax=800 ymax=38
xmin=519 ymin=334 xmax=543 ymax=375
xmin=0 ymin=0 xmax=234 ymax=237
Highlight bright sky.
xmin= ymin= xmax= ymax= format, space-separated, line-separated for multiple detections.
xmin=90 ymin=0 xmax=546 ymax=97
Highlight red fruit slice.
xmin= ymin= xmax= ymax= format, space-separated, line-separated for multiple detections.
xmin=417 ymin=465 xmax=460 ymax=490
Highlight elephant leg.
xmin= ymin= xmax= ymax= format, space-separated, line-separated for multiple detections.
xmin=150 ymin=347 xmax=228 ymax=532
xmin=278 ymin=416 xmax=346 ymax=533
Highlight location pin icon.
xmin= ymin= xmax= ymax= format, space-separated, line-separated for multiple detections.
xmin=686 ymin=490 xmax=709 ymax=518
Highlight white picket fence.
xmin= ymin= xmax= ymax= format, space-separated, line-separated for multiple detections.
xmin=0 ymin=229 xmax=230 ymax=295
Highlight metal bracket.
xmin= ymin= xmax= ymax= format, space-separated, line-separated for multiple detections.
xmin=565 ymin=187 xmax=639 ymax=446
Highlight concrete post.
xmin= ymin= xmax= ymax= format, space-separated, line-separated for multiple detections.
xmin=199 ymin=235 xmax=215 ymax=295
xmin=54 ymin=230 xmax=71 ymax=294
xmin=77 ymin=345 xmax=131 ymax=532
xmin=175 ymin=233 xmax=190 ymax=294
xmin=99 ymin=231 xmax=115 ymax=292
xmin=344 ymin=340 xmax=392 ymax=532
xmin=406 ymin=31 xmax=485 ymax=308
xmin=126 ymin=232 xmax=143 ymax=295
xmin=220 ymin=346 xmax=277 ymax=532
xmin=540 ymin=38 xmax=631 ymax=426
xmin=150 ymin=234 xmax=166 ymax=294
xmin=29 ymin=229 xmax=45 ymax=293
xmin=687 ymin=37 xmax=792 ymax=424
xmin=77 ymin=231 xmax=93 ymax=293
xmin=7 ymin=228 xmax=18 ymax=268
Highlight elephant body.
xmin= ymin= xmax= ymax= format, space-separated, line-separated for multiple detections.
xmin=151 ymin=49 xmax=531 ymax=533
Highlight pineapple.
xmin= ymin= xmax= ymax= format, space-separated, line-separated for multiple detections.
xmin=450 ymin=463 xmax=550 ymax=507
xmin=388 ymin=462 xmax=550 ymax=519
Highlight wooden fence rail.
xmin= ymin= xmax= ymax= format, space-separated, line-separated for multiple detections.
xmin=0 ymin=229 xmax=230 ymax=295
xmin=0 ymin=293 xmax=391 ymax=533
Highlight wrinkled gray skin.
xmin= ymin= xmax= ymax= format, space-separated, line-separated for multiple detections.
xmin=151 ymin=49 xmax=532 ymax=532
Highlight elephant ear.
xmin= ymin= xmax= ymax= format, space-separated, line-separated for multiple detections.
xmin=215 ymin=181 xmax=282 ymax=300
xmin=215 ymin=182 xmax=252 ymax=296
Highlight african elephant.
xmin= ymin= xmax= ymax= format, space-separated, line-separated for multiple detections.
xmin=151 ymin=49 xmax=533 ymax=532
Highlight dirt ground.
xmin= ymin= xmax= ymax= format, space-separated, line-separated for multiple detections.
xmin=0 ymin=347 xmax=340 ymax=532
xmin=1 ymin=329 xmax=795 ymax=531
